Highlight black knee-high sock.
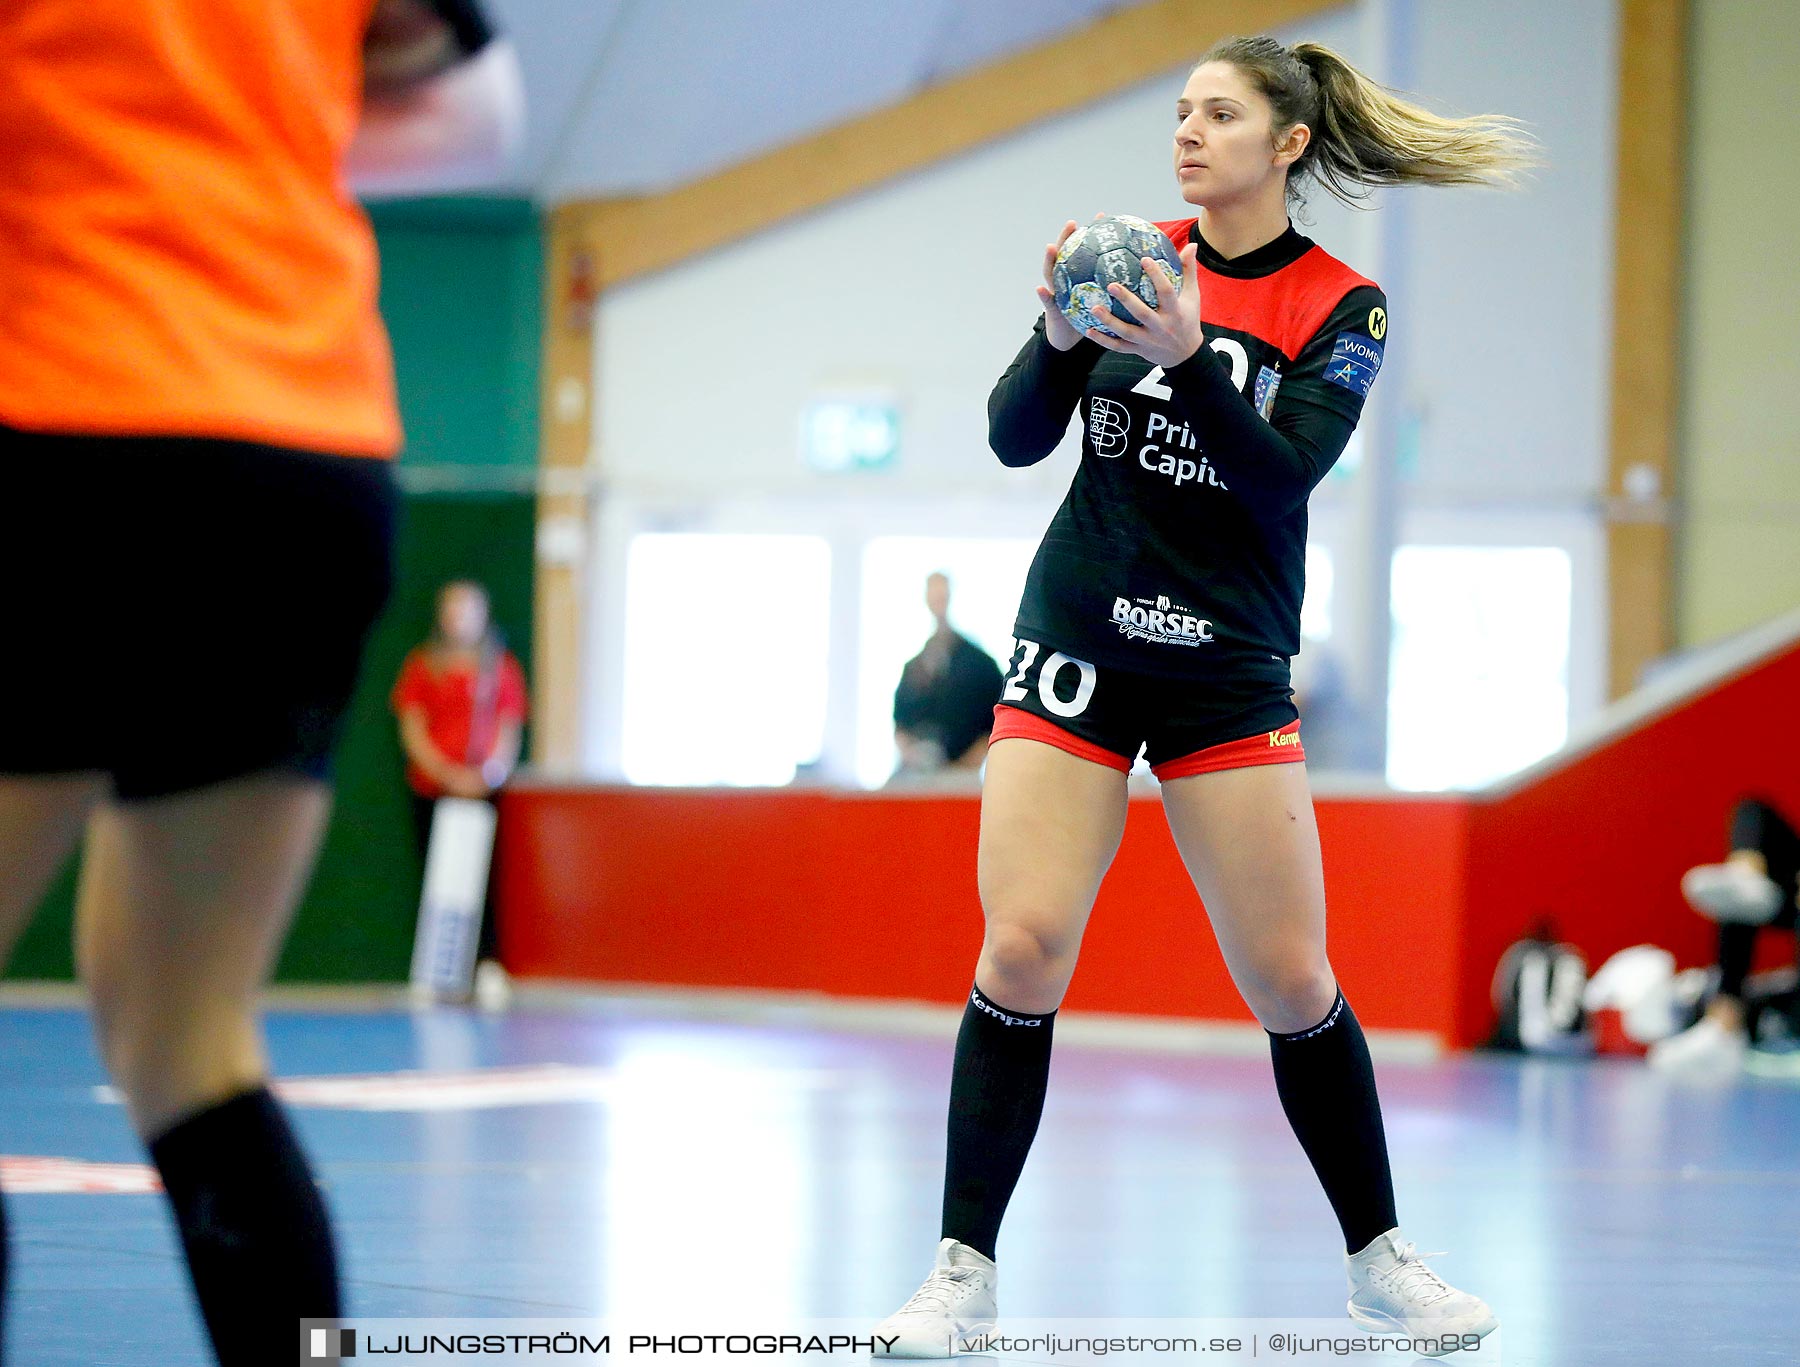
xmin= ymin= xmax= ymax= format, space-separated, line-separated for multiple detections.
xmin=148 ymin=1087 xmax=340 ymax=1366
xmin=940 ymin=984 xmax=1056 ymax=1261
xmin=1267 ymin=991 xmax=1398 ymax=1254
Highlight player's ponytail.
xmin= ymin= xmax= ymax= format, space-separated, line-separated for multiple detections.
xmin=1200 ymin=36 xmax=1538 ymax=207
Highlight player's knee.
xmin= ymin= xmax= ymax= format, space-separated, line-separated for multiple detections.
xmin=1243 ymin=961 xmax=1337 ymax=1033
xmin=980 ymin=919 xmax=1078 ymax=994
xmin=76 ymin=944 xmax=131 ymax=1051
xmin=84 ymin=980 xmax=174 ymax=1079
xmin=86 ymin=1001 xmax=171 ymax=1104
xmin=89 ymin=997 xmax=261 ymax=1132
xmin=82 ymin=973 xmax=237 ymax=1085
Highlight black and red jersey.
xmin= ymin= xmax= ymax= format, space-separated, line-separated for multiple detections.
xmin=989 ymin=220 xmax=1387 ymax=675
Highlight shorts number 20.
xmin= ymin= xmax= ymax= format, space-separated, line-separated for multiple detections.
xmin=1002 ymin=639 xmax=1097 ymax=718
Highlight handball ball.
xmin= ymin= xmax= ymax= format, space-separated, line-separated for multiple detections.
xmin=1053 ymin=215 xmax=1183 ymax=339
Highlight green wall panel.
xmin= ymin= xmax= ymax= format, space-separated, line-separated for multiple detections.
xmin=370 ymin=197 xmax=543 ymax=476
xmin=4 ymin=857 xmax=79 ymax=981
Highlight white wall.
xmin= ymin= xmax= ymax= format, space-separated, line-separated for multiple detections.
xmin=595 ymin=6 xmax=1364 ymax=501
xmin=582 ymin=0 xmax=1618 ymax=778
xmin=1678 ymin=0 xmax=1800 ymax=646
xmin=1397 ymin=0 xmax=1618 ymax=505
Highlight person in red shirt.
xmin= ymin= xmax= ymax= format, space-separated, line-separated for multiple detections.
xmin=392 ymin=580 xmax=527 ymax=987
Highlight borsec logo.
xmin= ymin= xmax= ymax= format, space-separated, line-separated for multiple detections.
xmin=1087 ymin=397 xmax=1130 ymax=457
xmin=1367 ymin=306 xmax=1387 ymax=340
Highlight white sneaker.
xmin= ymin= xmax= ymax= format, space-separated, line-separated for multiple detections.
xmin=872 ymin=1239 xmax=997 ymax=1358
xmin=473 ymin=960 xmax=513 ymax=1012
xmin=1648 ymin=1015 xmax=1748 ymax=1073
xmin=1345 ymin=1230 xmax=1497 ymax=1352
xmin=1682 ymin=862 xmax=1785 ymax=924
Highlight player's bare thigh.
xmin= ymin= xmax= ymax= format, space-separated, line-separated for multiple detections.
xmin=974 ymin=736 xmax=1129 ymax=1014
xmin=75 ymin=773 xmax=331 ymax=1135
xmin=1159 ymin=760 xmax=1336 ymax=1033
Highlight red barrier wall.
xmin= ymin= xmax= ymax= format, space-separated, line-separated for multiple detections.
xmin=1455 ymin=643 xmax=1800 ymax=1044
xmin=498 ymin=786 xmax=1471 ymax=1038
xmin=498 ymin=634 xmax=1800 ymax=1049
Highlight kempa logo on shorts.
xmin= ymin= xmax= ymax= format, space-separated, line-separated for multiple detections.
xmin=970 ymin=989 xmax=1042 ymax=1026
xmin=1111 ymin=594 xmax=1213 ymax=647
xmin=1087 ymin=397 xmax=1130 ymax=457
xmin=1267 ymin=729 xmax=1300 ymax=748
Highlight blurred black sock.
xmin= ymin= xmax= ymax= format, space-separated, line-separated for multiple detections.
xmin=149 ymin=1086 xmax=339 ymax=1366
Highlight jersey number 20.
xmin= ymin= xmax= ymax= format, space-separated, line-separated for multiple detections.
xmin=1131 ymin=337 xmax=1250 ymax=400
xmin=1002 ymin=639 xmax=1097 ymax=718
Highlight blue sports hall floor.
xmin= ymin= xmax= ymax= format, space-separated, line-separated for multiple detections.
xmin=2 ymin=987 xmax=1796 ymax=1366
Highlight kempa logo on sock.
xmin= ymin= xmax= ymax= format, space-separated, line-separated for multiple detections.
xmin=307 ymin=1326 xmax=355 ymax=1359
xmin=1277 ymin=993 xmax=1346 ymax=1042
xmin=970 ymin=988 xmax=1044 ymax=1027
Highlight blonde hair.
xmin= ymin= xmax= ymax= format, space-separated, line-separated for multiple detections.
xmin=1198 ymin=36 xmax=1539 ymax=206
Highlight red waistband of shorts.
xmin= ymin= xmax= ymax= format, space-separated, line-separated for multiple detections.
xmin=989 ymin=705 xmax=1303 ymax=779
xmin=990 ymin=705 xmax=1132 ymax=772
xmin=1152 ymin=720 xmax=1304 ymax=780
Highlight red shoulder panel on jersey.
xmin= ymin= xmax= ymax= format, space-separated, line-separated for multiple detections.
xmin=1153 ymin=217 xmax=1378 ymax=360
xmin=1262 ymin=247 xmax=1379 ymax=356
xmin=1155 ymin=217 xmax=1196 ymax=249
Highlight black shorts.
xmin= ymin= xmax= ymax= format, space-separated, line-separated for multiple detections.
xmin=1 ymin=424 xmax=396 ymax=801
xmin=990 ymin=637 xmax=1302 ymax=778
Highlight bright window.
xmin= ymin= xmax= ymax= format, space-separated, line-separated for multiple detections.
xmin=620 ymin=534 xmax=831 ymax=786
xmin=1387 ymin=546 xmax=1571 ymax=790
xmin=1302 ymin=543 xmax=1334 ymax=642
xmin=856 ymin=537 xmax=1037 ymax=788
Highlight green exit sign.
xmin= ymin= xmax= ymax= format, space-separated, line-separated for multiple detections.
xmin=802 ymin=397 xmax=899 ymax=473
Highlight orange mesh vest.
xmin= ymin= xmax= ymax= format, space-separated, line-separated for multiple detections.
xmin=0 ymin=1 xmax=401 ymax=456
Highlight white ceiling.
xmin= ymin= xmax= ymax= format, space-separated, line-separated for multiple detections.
xmin=483 ymin=0 xmax=1139 ymax=202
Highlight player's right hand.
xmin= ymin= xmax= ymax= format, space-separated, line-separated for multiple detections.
xmin=1036 ymin=220 xmax=1083 ymax=351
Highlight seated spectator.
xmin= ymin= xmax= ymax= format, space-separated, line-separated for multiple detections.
xmin=892 ymin=573 xmax=1003 ymax=780
xmin=1651 ymin=796 xmax=1800 ymax=1073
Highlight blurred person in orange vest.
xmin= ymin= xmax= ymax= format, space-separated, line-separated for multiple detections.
xmin=0 ymin=2 xmax=520 ymax=1362
xmin=392 ymin=580 xmax=527 ymax=999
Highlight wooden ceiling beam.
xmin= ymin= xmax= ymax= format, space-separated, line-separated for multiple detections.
xmin=561 ymin=0 xmax=1344 ymax=287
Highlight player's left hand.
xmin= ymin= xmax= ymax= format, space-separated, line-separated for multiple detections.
xmin=1087 ymin=243 xmax=1204 ymax=369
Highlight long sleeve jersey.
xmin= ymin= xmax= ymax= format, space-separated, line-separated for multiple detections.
xmin=990 ymin=220 xmax=1386 ymax=674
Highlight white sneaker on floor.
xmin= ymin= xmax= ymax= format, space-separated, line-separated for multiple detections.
xmin=1681 ymin=862 xmax=1784 ymax=924
xmin=1648 ymin=1015 xmax=1747 ymax=1073
xmin=473 ymin=960 xmax=513 ymax=1012
xmin=1345 ymin=1230 xmax=1496 ymax=1353
xmin=872 ymin=1239 xmax=997 ymax=1358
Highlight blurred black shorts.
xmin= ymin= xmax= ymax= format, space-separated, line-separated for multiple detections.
xmin=0 ymin=423 xmax=396 ymax=801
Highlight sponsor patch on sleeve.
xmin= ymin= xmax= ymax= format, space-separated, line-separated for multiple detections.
xmin=1325 ymin=332 xmax=1383 ymax=397
xmin=1253 ymin=364 xmax=1283 ymax=420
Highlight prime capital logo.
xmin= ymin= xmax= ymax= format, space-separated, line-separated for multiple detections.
xmin=1136 ymin=412 xmax=1228 ymax=490
xmin=1087 ymin=396 xmax=1130 ymax=457
xmin=1111 ymin=592 xmax=1214 ymax=647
